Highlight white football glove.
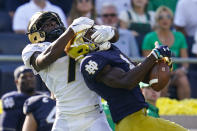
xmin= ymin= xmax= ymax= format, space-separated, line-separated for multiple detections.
xmin=69 ymin=17 xmax=94 ymax=33
xmin=91 ymin=25 xmax=115 ymax=43
xmin=99 ymin=41 xmax=111 ymax=51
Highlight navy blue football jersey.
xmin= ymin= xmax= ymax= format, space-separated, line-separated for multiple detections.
xmin=0 ymin=91 xmax=31 ymax=131
xmin=80 ymin=45 xmax=148 ymax=123
xmin=23 ymin=95 xmax=56 ymax=131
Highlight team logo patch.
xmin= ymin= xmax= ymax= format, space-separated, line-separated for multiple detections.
xmin=3 ymin=97 xmax=15 ymax=108
xmin=42 ymin=97 xmax=49 ymax=103
xmin=85 ymin=60 xmax=98 ymax=74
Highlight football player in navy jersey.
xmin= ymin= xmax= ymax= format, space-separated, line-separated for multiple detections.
xmin=0 ymin=65 xmax=39 ymax=131
xmin=22 ymin=95 xmax=56 ymax=131
xmin=67 ymin=28 xmax=188 ymax=131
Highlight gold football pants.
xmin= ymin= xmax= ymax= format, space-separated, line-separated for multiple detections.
xmin=115 ymin=108 xmax=188 ymax=131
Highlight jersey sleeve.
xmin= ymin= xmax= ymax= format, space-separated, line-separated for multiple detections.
xmin=23 ymin=96 xmax=38 ymax=115
xmin=22 ymin=44 xmax=44 ymax=74
xmin=80 ymin=55 xmax=109 ymax=81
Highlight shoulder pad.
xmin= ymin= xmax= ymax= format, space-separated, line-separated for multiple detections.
xmin=23 ymin=95 xmax=54 ymax=115
xmin=22 ymin=43 xmax=50 ymax=69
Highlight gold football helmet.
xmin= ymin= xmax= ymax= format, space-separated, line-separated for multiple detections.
xmin=65 ymin=29 xmax=98 ymax=61
xmin=27 ymin=11 xmax=65 ymax=44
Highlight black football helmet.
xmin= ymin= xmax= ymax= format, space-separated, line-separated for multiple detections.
xmin=27 ymin=11 xmax=65 ymax=43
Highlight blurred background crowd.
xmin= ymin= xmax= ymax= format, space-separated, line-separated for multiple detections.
xmin=0 ymin=0 xmax=197 ymax=115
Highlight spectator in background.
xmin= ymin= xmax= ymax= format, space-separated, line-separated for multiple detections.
xmin=140 ymin=83 xmax=160 ymax=118
xmin=174 ymin=0 xmax=197 ymax=96
xmin=148 ymin=0 xmax=178 ymax=13
xmin=101 ymin=3 xmax=140 ymax=57
xmin=0 ymin=65 xmax=39 ymax=131
xmin=49 ymin=0 xmax=73 ymax=16
xmin=67 ymin=0 xmax=96 ymax=25
xmin=13 ymin=0 xmax=67 ymax=34
xmin=22 ymin=95 xmax=56 ymax=131
xmin=95 ymin=0 xmax=131 ymax=16
xmin=6 ymin=0 xmax=72 ymax=19
xmin=174 ymin=0 xmax=197 ymax=37
xmin=5 ymin=0 xmax=29 ymax=19
xmin=119 ymin=0 xmax=155 ymax=36
xmin=142 ymin=6 xmax=190 ymax=100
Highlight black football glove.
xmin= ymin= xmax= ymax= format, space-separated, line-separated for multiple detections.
xmin=151 ymin=42 xmax=172 ymax=59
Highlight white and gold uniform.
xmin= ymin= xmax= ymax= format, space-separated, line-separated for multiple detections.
xmin=22 ymin=42 xmax=111 ymax=131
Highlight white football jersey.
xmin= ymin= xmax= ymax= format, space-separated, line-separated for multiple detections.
xmin=22 ymin=42 xmax=101 ymax=116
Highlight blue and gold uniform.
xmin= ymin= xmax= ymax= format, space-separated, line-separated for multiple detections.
xmin=81 ymin=45 xmax=148 ymax=123
xmin=0 ymin=91 xmax=31 ymax=131
xmin=80 ymin=45 xmax=188 ymax=131
xmin=23 ymin=95 xmax=56 ymax=131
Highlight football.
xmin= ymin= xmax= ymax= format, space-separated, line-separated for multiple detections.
xmin=149 ymin=60 xmax=171 ymax=91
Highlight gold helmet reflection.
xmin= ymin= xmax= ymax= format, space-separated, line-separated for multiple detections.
xmin=65 ymin=29 xmax=97 ymax=61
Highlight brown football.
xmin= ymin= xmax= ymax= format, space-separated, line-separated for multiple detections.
xmin=149 ymin=60 xmax=171 ymax=91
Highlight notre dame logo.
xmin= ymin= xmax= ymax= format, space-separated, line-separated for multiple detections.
xmin=3 ymin=97 xmax=15 ymax=108
xmin=85 ymin=60 xmax=98 ymax=75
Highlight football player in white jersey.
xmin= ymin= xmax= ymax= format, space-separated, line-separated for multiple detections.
xmin=22 ymin=11 xmax=118 ymax=131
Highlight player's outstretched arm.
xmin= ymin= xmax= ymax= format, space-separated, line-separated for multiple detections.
xmin=22 ymin=113 xmax=37 ymax=131
xmin=30 ymin=17 xmax=94 ymax=72
xmin=96 ymin=42 xmax=172 ymax=90
xmin=96 ymin=54 xmax=156 ymax=90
